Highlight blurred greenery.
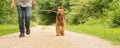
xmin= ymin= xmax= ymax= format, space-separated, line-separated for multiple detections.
xmin=0 ymin=0 xmax=17 ymax=24
xmin=37 ymin=0 xmax=70 ymax=25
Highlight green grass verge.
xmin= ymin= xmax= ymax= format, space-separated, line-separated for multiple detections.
xmin=0 ymin=25 xmax=19 ymax=36
xmin=0 ymin=22 xmax=37 ymax=36
xmin=66 ymin=24 xmax=120 ymax=45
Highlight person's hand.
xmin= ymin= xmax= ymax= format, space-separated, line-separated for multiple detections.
xmin=10 ymin=2 xmax=15 ymax=9
xmin=32 ymin=1 xmax=36 ymax=8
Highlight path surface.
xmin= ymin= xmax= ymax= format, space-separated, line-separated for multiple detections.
xmin=0 ymin=26 xmax=120 ymax=48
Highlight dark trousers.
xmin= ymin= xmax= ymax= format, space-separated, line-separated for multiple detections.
xmin=17 ymin=6 xmax=31 ymax=33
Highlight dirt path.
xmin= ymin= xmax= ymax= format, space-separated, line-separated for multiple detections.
xmin=0 ymin=26 xmax=120 ymax=48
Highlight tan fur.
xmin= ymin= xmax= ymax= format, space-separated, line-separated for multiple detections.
xmin=56 ymin=6 xmax=65 ymax=36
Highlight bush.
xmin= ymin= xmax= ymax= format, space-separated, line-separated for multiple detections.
xmin=38 ymin=0 xmax=70 ymax=25
xmin=110 ymin=8 xmax=120 ymax=27
xmin=103 ymin=0 xmax=120 ymax=28
xmin=0 ymin=0 xmax=17 ymax=24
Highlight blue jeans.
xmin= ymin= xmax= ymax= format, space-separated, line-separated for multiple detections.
xmin=17 ymin=6 xmax=31 ymax=33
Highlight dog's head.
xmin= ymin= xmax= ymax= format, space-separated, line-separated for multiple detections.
xmin=57 ymin=13 xmax=62 ymax=16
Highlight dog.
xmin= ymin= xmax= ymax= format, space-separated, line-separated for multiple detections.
xmin=56 ymin=6 xmax=65 ymax=36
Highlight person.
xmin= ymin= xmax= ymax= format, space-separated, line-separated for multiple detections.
xmin=10 ymin=0 xmax=36 ymax=37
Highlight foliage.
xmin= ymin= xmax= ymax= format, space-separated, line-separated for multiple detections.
xmin=0 ymin=0 xmax=17 ymax=24
xmin=0 ymin=0 xmax=120 ymax=26
xmin=38 ymin=0 xmax=70 ymax=25
xmin=67 ymin=0 xmax=114 ymax=25
xmin=67 ymin=0 xmax=87 ymax=25
xmin=109 ymin=0 xmax=120 ymax=27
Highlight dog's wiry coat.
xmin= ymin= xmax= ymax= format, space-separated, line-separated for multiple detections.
xmin=56 ymin=6 xmax=65 ymax=36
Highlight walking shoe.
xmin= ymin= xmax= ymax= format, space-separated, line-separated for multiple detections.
xmin=26 ymin=29 xmax=30 ymax=35
xmin=19 ymin=33 xmax=25 ymax=37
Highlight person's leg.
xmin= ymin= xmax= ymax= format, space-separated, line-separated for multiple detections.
xmin=24 ymin=6 xmax=31 ymax=35
xmin=17 ymin=6 xmax=25 ymax=37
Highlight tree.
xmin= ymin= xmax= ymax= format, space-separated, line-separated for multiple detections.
xmin=37 ymin=0 xmax=70 ymax=25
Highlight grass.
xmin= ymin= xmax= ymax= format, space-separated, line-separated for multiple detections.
xmin=0 ymin=25 xmax=19 ymax=36
xmin=66 ymin=24 xmax=120 ymax=45
xmin=0 ymin=22 xmax=37 ymax=36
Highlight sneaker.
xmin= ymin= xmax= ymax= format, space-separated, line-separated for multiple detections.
xmin=19 ymin=33 xmax=25 ymax=37
xmin=26 ymin=29 xmax=30 ymax=35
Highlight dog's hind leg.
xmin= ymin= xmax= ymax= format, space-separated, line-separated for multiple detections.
xmin=61 ymin=24 xmax=65 ymax=36
xmin=56 ymin=25 xmax=60 ymax=36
